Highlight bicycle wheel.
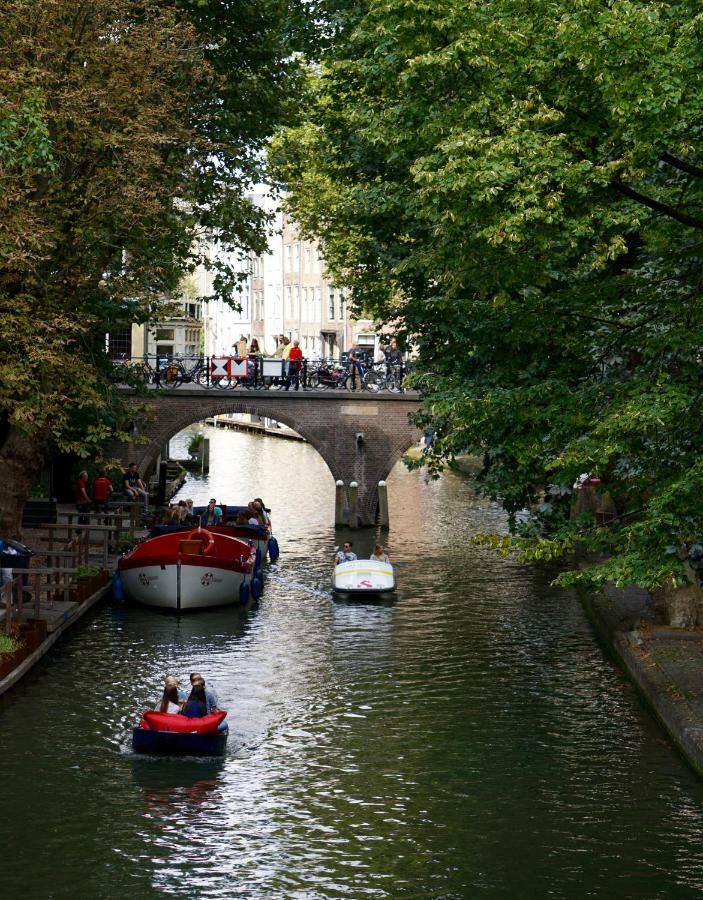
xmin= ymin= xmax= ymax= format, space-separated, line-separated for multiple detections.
xmin=307 ymin=371 xmax=326 ymax=391
xmin=162 ymin=362 xmax=184 ymax=389
xmin=363 ymin=369 xmax=382 ymax=393
xmin=211 ymin=375 xmax=232 ymax=390
xmin=129 ymin=362 xmax=151 ymax=385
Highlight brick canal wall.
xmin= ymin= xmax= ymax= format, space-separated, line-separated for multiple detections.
xmin=111 ymin=389 xmax=422 ymax=525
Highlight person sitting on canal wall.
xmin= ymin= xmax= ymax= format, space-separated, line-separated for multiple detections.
xmin=370 ymin=544 xmax=390 ymax=563
xmin=92 ymin=468 xmax=113 ymax=514
xmin=158 ymin=676 xmax=185 ymax=714
xmin=180 ymin=679 xmax=208 ymax=718
xmin=190 ymin=672 xmax=219 ymax=713
xmin=74 ymin=469 xmax=91 ymax=528
xmin=334 ymin=541 xmax=357 ymax=565
xmin=123 ymin=462 xmax=149 ymax=510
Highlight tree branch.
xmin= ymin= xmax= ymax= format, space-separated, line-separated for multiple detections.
xmin=612 ymin=181 xmax=703 ymax=230
xmin=660 ymin=152 xmax=703 ymax=180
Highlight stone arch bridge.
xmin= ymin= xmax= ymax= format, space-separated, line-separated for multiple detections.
xmin=113 ymin=388 xmax=422 ymax=526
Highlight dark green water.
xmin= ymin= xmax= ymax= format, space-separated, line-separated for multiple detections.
xmin=2 ymin=425 xmax=703 ymax=899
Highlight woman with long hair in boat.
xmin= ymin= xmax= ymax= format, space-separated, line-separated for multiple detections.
xmin=158 ymin=676 xmax=184 ymax=714
xmin=180 ymin=679 xmax=208 ymax=718
xmin=370 ymin=544 xmax=390 ymax=563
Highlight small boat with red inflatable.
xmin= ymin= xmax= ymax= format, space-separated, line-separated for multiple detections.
xmin=118 ymin=527 xmax=259 ymax=610
xmin=132 ymin=710 xmax=229 ymax=756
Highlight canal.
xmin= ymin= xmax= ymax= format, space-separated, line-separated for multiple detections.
xmin=2 ymin=424 xmax=703 ymax=898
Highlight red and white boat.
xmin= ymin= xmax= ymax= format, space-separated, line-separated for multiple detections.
xmin=118 ymin=527 xmax=258 ymax=610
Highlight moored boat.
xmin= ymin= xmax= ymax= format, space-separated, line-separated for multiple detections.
xmin=132 ymin=710 xmax=229 ymax=756
xmin=119 ymin=528 xmax=258 ymax=610
xmin=332 ymin=558 xmax=395 ymax=596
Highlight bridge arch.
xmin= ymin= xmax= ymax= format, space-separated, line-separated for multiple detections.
xmin=113 ymin=388 xmax=421 ymax=526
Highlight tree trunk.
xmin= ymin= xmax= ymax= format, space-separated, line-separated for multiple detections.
xmin=0 ymin=425 xmax=47 ymax=539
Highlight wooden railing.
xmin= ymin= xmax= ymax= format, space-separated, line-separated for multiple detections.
xmin=2 ymin=567 xmax=79 ymax=633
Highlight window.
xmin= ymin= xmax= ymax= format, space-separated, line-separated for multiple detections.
xmin=315 ymin=287 xmax=321 ymax=320
xmin=328 ymin=290 xmax=335 ymax=321
xmin=304 ymin=247 xmax=311 ymax=272
xmin=156 ymin=328 xmax=175 ymax=341
xmin=286 ymin=285 xmax=292 ymax=316
xmin=339 ymin=291 xmax=346 ymax=320
xmin=286 ymin=244 xmax=293 ymax=272
xmin=108 ymin=329 xmax=131 ymax=359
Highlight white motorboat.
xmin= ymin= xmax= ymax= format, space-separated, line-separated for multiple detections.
xmin=332 ymin=558 xmax=395 ymax=596
xmin=118 ymin=527 xmax=258 ymax=610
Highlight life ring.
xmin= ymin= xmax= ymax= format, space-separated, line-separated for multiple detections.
xmin=186 ymin=527 xmax=215 ymax=555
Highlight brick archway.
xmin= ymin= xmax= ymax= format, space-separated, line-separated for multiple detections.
xmin=112 ymin=388 xmax=421 ymax=525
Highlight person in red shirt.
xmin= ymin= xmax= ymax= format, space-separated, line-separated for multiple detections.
xmin=92 ymin=468 xmax=113 ymax=514
xmin=285 ymin=339 xmax=304 ymax=391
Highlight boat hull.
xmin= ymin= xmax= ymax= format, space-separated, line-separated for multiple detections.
xmin=120 ymin=562 xmax=248 ymax=610
xmin=332 ymin=559 xmax=395 ymax=595
xmin=118 ymin=529 xmax=256 ymax=610
xmin=132 ymin=727 xmax=228 ymax=756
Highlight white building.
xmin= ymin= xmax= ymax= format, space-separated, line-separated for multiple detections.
xmin=196 ymin=193 xmax=381 ymax=360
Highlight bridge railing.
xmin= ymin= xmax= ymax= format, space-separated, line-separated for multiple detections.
xmin=108 ymin=354 xmax=408 ymax=393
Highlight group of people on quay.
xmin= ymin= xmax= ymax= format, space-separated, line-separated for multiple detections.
xmin=157 ymin=673 xmax=219 ymax=718
xmin=333 ymin=541 xmax=390 ymax=565
xmin=74 ymin=464 xmax=146 ymax=525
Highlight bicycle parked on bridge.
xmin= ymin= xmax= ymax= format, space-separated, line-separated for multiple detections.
xmin=362 ymin=361 xmax=405 ymax=393
xmin=306 ymin=359 xmax=366 ymax=391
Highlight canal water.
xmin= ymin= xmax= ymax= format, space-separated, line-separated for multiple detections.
xmin=2 ymin=425 xmax=703 ymax=899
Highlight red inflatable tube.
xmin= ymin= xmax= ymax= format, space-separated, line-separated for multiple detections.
xmin=140 ymin=710 xmax=227 ymax=734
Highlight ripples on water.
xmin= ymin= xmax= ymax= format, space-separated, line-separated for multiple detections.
xmin=1 ymin=425 xmax=703 ymax=898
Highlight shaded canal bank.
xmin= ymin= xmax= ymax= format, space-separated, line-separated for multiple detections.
xmin=581 ymin=582 xmax=703 ymax=778
xmin=2 ymin=426 xmax=703 ymax=898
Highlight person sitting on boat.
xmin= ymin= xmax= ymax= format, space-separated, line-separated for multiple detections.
xmin=334 ymin=541 xmax=357 ymax=565
xmin=190 ymin=671 xmax=219 ymax=713
xmin=246 ymin=501 xmax=264 ymax=527
xmin=234 ymin=510 xmax=250 ymax=526
xmin=253 ymin=498 xmax=271 ymax=531
xmin=180 ymin=678 xmax=208 ymax=718
xmin=204 ymin=498 xmax=222 ymax=526
xmin=158 ymin=676 xmax=185 ymax=714
xmin=370 ymin=544 xmax=390 ymax=563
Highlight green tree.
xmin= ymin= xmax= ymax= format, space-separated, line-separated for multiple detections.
xmin=0 ymin=0 xmax=302 ymax=535
xmin=273 ymin=0 xmax=703 ymax=590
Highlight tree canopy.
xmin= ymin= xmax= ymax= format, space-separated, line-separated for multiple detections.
xmin=0 ymin=0 xmax=303 ymax=533
xmin=272 ymin=0 xmax=703 ymax=589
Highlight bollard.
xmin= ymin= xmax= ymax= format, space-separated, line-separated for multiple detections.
xmin=377 ymin=480 xmax=389 ymax=529
xmin=348 ymin=481 xmax=359 ymax=529
xmin=335 ymin=480 xmax=346 ymax=527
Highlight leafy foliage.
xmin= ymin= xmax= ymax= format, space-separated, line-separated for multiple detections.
xmin=0 ymin=0 xmax=302 ymax=532
xmin=273 ymin=0 xmax=703 ymax=589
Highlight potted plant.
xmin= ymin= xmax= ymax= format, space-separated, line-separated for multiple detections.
xmin=76 ymin=564 xmax=102 ymax=602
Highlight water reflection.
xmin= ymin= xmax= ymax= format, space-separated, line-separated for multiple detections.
xmin=0 ymin=426 xmax=702 ymax=897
